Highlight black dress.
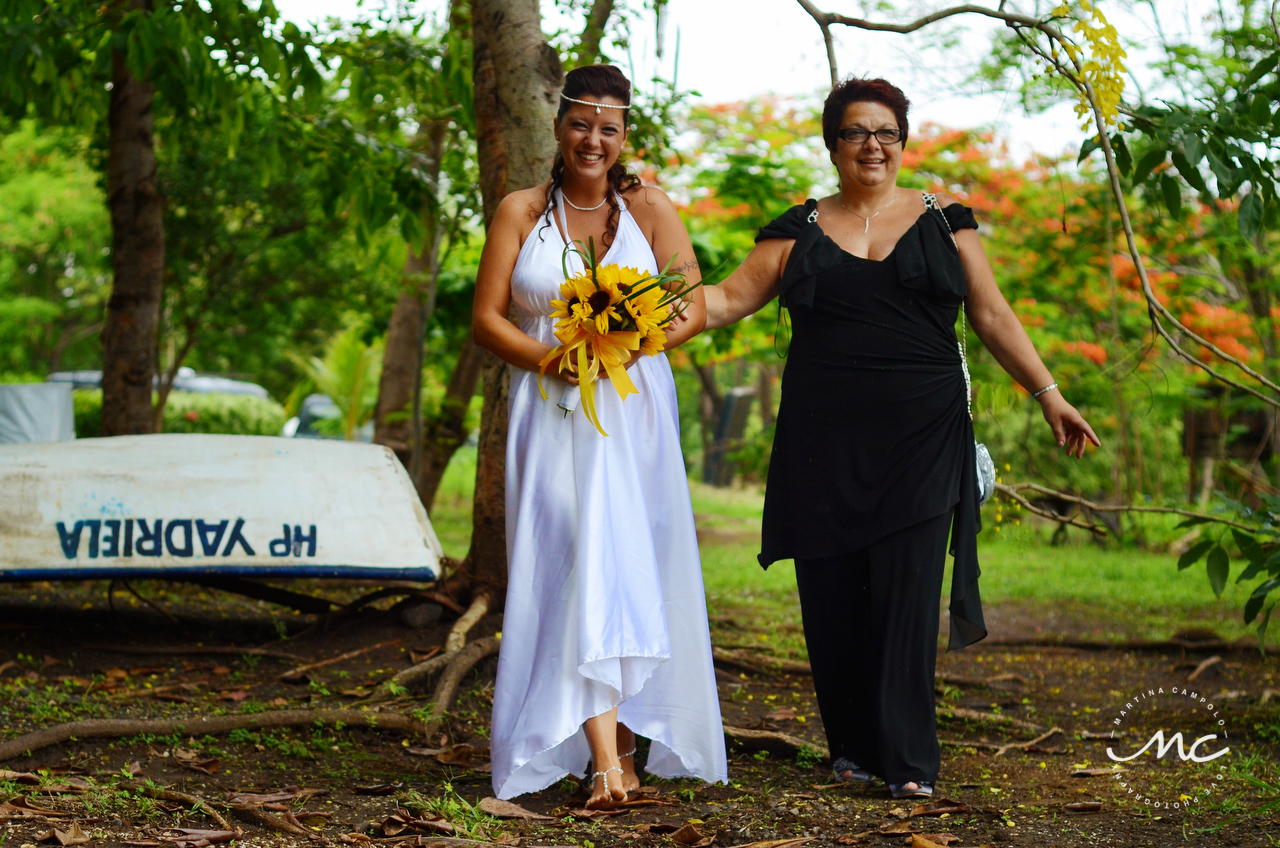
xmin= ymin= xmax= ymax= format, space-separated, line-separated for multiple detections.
xmin=757 ymin=195 xmax=986 ymax=651
xmin=755 ymin=195 xmax=988 ymax=786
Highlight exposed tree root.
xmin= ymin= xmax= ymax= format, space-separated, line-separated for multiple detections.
xmin=938 ymin=706 xmax=1043 ymax=733
xmin=712 ymin=647 xmax=812 ymax=677
xmin=280 ymin=639 xmax=403 ymax=682
xmin=121 ymin=781 xmax=232 ymax=830
xmin=381 ymin=593 xmax=492 ymax=696
xmin=416 ymin=636 xmax=502 ymax=740
xmin=995 ymin=727 xmax=1064 ymax=756
xmin=228 ymin=805 xmax=311 ymax=835
xmin=983 ymin=635 xmax=1280 ymax=655
xmin=95 ymin=645 xmax=302 ymax=661
xmin=0 ymin=709 xmax=426 ymax=763
xmin=723 ymin=725 xmax=828 ymax=762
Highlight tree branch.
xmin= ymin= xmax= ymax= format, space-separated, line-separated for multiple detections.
xmin=800 ymin=1 xmax=1280 ymax=408
xmin=794 ymin=0 xmax=839 ymax=86
xmin=995 ymin=481 xmax=1257 ymax=534
xmin=575 ymin=0 xmax=616 ymax=65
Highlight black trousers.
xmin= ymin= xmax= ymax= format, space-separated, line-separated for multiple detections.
xmin=794 ymin=510 xmax=951 ymax=786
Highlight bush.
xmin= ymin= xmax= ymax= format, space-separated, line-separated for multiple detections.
xmin=73 ymin=390 xmax=286 ymax=438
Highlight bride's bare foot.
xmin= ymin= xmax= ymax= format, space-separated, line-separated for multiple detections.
xmin=585 ymin=764 xmax=627 ymax=809
xmin=618 ymin=751 xmax=641 ymax=793
xmin=616 ymin=726 xmax=641 ymax=793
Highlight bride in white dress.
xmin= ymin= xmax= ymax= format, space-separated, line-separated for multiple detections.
xmin=473 ymin=65 xmax=727 ymax=808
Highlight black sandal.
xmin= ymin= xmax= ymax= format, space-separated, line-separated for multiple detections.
xmin=889 ymin=781 xmax=934 ymax=799
xmin=831 ymin=757 xmax=873 ymax=783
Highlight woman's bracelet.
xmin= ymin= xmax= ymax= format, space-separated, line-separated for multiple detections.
xmin=1031 ymin=381 xmax=1059 ymax=399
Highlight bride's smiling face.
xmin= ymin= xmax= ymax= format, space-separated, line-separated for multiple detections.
xmin=555 ymin=97 xmax=628 ymax=182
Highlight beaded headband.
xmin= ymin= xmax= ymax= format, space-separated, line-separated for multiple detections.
xmin=560 ymin=93 xmax=630 ymax=114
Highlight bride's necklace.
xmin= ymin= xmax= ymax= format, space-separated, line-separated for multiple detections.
xmin=838 ymin=191 xmax=897 ymax=234
xmin=563 ymin=190 xmax=608 ymax=212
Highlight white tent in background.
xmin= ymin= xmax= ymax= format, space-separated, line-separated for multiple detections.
xmin=0 ymin=434 xmax=442 ymax=582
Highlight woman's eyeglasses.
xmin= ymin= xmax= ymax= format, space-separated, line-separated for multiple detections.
xmin=837 ymin=127 xmax=904 ymax=145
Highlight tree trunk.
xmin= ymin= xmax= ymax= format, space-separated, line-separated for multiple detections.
xmin=417 ymin=337 xmax=486 ymax=511
xmin=461 ymin=0 xmax=564 ymax=602
xmin=575 ymin=0 xmax=616 ymax=65
xmin=101 ymin=2 xmax=164 ymax=437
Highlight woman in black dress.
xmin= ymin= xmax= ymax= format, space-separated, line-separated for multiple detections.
xmin=702 ymin=78 xmax=1099 ymax=798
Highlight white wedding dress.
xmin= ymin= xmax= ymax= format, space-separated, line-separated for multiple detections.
xmin=490 ymin=191 xmax=727 ymax=799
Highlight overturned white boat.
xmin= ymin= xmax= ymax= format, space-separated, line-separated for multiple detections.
xmin=0 ymin=434 xmax=443 ymax=581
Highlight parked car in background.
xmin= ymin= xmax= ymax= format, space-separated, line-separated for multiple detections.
xmin=282 ymin=393 xmax=373 ymax=442
xmin=46 ymin=367 xmax=270 ymax=398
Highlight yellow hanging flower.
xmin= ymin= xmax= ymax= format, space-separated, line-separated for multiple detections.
xmin=1052 ymin=1 xmax=1127 ymax=133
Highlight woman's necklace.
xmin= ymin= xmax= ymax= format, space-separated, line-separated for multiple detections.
xmin=838 ymin=191 xmax=897 ymax=234
xmin=563 ymin=190 xmax=608 ymax=212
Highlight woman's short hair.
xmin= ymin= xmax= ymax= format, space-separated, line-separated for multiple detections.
xmin=821 ymin=77 xmax=911 ymax=153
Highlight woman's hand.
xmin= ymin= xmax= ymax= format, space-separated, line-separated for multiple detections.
xmin=1038 ymin=390 xmax=1100 ymax=459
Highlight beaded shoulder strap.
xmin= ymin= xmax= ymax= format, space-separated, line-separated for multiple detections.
xmin=923 ymin=192 xmax=973 ymax=421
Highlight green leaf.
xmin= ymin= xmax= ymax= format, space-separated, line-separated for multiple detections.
xmin=1178 ymin=539 xmax=1215 ymax=570
xmin=1174 ymin=516 xmax=1213 ymax=529
xmin=1233 ymin=528 xmax=1265 ymax=564
xmin=1132 ymin=148 xmax=1166 ymax=185
xmin=1161 ymin=173 xmax=1183 ymax=218
xmin=1245 ymin=592 xmax=1266 ymax=624
xmin=1242 ymin=52 xmax=1280 ymax=90
xmin=1252 ymin=575 xmax=1280 ymax=600
xmin=1207 ymin=545 xmax=1230 ymax=598
xmin=1252 ymin=94 xmax=1274 ymax=124
xmin=1077 ymin=136 xmax=1101 ymax=164
xmin=1239 ymin=192 xmax=1263 ymax=239
xmin=1171 ymin=151 xmax=1207 ymax=192
xmin=1111 ymin=134 xmax=1132 ymax=176
xmin=1183 ymin=135 xmax=1205 ymax=165
xmin=1207 ymin=149 xmax=1236 ymax=193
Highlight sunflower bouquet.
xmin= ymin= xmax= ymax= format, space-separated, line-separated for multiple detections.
xmin=538 ymin=239 xmax=701 ymax=436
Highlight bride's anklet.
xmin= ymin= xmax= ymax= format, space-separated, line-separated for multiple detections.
xmin=592 ymin=766 xmax=624 ymax=795
xmin=620 ymin=747 xmax=636 ymax=759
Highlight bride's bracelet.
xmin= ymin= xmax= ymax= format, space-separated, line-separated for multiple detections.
xmin=1031 ymin=381 xmax=1059 ymax=399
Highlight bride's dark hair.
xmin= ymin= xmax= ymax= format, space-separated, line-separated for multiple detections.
xmin=543 ymin=64 xmax=642 ymax=249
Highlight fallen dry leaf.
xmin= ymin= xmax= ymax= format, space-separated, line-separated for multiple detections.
xmin=1071 ymin=767 xmax=1124 ymax=777
xmin=878 ymin=820 xmax=920 ymax=834
xmin=38 ymin=822 xmax=91 ymax=846
xmin=405 ymin=746 xmax=446 ymax=758
xmin=1064 ymin=801 xmax=1103 ymax=813
xmin=338 ymin=835 xmax=372 ymax=845
xmin=763 ymin=706 xmax=797 ymax=721
xmin=0 ymin=769 xmax=40 ymax=784
xmin=121 ymin=841 xmax=163 ymax=846
xmin=909 ymin=799 xmax=970 ymax=818
xmin=161 ymin=828 xmax=241 ymax=848
xmin=224 ymin=787 xmax=326 ymax=805
xmin=671 ymin=823 xmax=714 ymax=847
xmin=352 ymin=784 xmax=402 ymax=796
xmin=221 ymin=690 xmax=252 ymax=702
xmin=726 ymin=839 xmax=814 ymax=848
xmin=636 ymin=824 xmax=681 ymax=835
xmin=493 ymin=832 xmax=522 ymax=846
xmin=478 ymin=798 xmax=554 ymax=820
xmin=885 ymin=807 xmax=910 ymax=820
xmin=436 ymin=743 xmax=488 ymax=766
xmin=910 ymin=834 xmax=961 ymax=847
xmin=561 ymin=807 xmax=629 ymax=819
xmin=1 ymin=797 xmax=72 ymax=818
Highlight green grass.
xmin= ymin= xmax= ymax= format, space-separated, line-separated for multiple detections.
xmin=426 ymin=450 xmax=1259 ymax=646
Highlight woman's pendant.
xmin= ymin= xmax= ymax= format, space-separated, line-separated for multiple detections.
xmin=864 ymin=219 xmax=870 ymax=234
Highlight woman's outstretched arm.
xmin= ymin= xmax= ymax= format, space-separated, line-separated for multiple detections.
xmin=702 ymin=239 xmax=790 ymax=330
xmin=955 ymin=218 xmax=1100 ymax=458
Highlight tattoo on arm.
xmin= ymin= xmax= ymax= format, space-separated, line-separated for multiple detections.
xmin=672 ymin=258 xmax=700 ymax=276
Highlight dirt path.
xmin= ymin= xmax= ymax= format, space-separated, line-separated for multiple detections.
xmin=1 ymin=580 xmax=1277 ymax=848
